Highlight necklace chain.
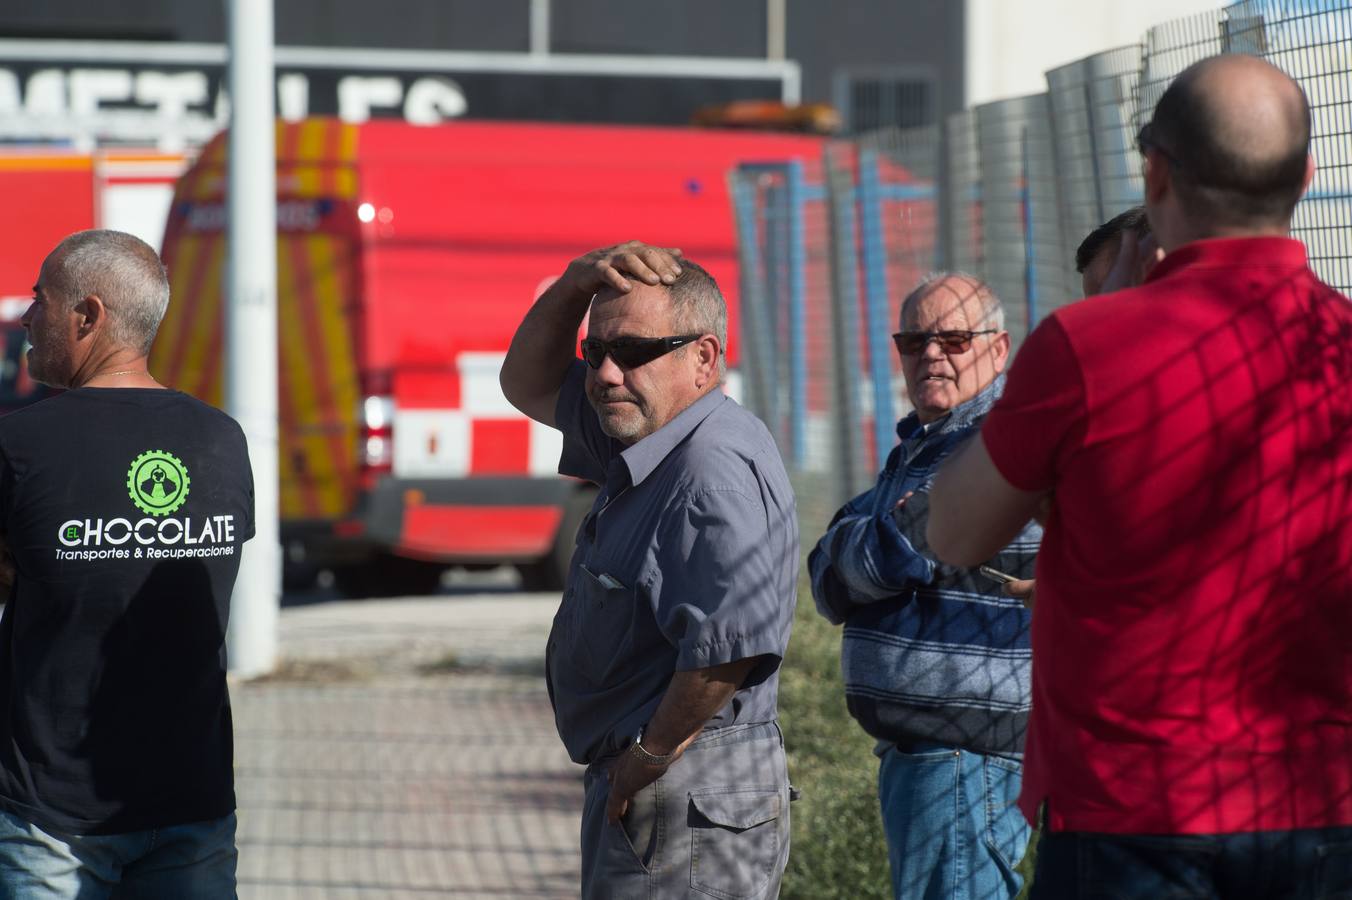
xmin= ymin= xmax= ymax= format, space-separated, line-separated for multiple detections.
xmin=88 ymin=369 xmax=143 ymax=380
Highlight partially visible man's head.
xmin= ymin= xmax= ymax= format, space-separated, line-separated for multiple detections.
xmin=1076 ymin=206 xmax=1150 ymax=296
xmin=584 ymin=259 xmax=725 ymax=444
xmin=24 ymin=230 xmax=169 ymax=387
xmin=896 ymin=273 xmax=1009 ymax=424
xmin=1142 ymin=54 xmax=1312 ymax=247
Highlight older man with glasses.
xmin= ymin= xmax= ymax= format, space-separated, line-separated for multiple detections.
xmin=808 ymin=272 xmax=1041 ymax=900
xmin=500 ymin=241 xmax=798 ymax=900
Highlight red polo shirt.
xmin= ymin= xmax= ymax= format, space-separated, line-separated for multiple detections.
xmin=983 ymin=237 xmax=1352 ymax=835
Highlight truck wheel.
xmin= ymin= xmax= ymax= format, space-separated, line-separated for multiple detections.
xmin=518 ymin=489 xmax=595 ymax=592
xmin=332 ymin=555 xmax=445 ymax=598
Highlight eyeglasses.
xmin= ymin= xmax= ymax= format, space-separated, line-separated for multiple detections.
xmin=892 ymin=329 xmax=997 ymax=356
xmin=1136 ymin=121 xmax=1183 ymax=170
xmin=580 ymin=334 xmax=703 ymax=370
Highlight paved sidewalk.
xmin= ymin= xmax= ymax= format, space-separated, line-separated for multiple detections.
xmin=231 ymin=593 xmax=581 ymax=899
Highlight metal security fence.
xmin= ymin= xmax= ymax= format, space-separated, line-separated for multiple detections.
xmin=727 ymin=159 xmax=836 ymax=479
xmin=943 ymin=109 xmax=984 ymax=277
xmin=975 ymin=92 xmax=1069 ymax=342
xmin=1216 ymin=1 xmax=1352 ymax=290
xmin=732 ymin=0 xmax=1352 ymax=515
xmin=729 ymin=142 xmax=939 ymax=502
xmin=1046 ymin=45 xmax=1145 ymax=290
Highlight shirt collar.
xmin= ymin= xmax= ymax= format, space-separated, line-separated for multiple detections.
xmin=895 ymin=371 xmax=1007 ymax=441
xmin=1145 ymin=236 xmax=1307 ymax=284
xmin=617 ymin=387 xmax=727 ymax=487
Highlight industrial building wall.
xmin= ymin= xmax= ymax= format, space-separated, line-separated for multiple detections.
xmin=789 ymin=0 xmax=964 ymax=120
xmin=0 ymin=0 xmax=966 ymax=120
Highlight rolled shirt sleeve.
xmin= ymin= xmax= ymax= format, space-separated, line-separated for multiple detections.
xmin=647 ymin=484 xmax=793 ymax=678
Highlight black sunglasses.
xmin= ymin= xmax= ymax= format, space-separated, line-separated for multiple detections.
xmin=580 ymin=334 xmax=703 ymax=370
xmin=892 ymin=329 xmax=997 ymax=356
xmin=1136 ymin=121 xmax=1183 ymax=170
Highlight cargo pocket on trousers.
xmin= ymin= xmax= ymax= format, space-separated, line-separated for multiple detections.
xmin=688 ymin=787 xmax=782 ymax=900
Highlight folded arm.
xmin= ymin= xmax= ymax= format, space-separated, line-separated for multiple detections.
xmin=809 ymin=491 xmax=934 ymax=625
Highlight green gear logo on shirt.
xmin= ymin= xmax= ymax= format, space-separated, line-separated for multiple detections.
xmin=126 ymin=450 xmax=191 ymax=517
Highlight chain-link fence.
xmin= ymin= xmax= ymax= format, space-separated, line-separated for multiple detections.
xmin=1231 ymin=0 xmax=1352 ymax=289
xmin=1046 ymin=45 xmax=1145 ymax=291
xmin=732 ymin=0 xmax=1352 ymax=518
xmin=735 ymin=5 xmax=1349 ymax=897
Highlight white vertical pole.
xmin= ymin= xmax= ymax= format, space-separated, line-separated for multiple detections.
xmin=963 ymin=0 xmax=993 ymax=108
xmin=766 ymin=0 xmax=786 ymax=61
xmin=225 ymin=0 xmax=279 ymax=678
xmin=530 ymin=0 xmax=551 ymax=56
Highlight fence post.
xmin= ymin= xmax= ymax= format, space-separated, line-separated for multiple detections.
xmin=728 ymin=172 xmax=768 ymax=424
xmin=1020 ymin=126 xmax=1039 ymax=329
xmin=764 ymin=174 xmax=789 ymax=447
xmin=857 ymin=148 xmax=897 ymax=469
xmin=825 ymin=147 xmax=867 ymax=499
xmin=785 ymin=160 xmax=809 ymax=469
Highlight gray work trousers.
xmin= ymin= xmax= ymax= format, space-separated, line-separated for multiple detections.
xmin=580 ymin=720 xmax=792 ymax=900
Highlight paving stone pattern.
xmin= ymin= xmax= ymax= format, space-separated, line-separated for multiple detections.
xmin=231 ymin=594 xmax=581 ymax=899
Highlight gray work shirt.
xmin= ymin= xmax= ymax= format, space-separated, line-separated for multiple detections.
xmin=547 ymin=362 xmax=799 ymax=765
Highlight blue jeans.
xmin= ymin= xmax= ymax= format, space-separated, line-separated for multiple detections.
xmin=879 ymin=745 xmax=1029 ymax=900
xmin=0 ymin=810 xmax=237 ymax=899
xmin=1030 ymin=824 xmax=1352 ymax=899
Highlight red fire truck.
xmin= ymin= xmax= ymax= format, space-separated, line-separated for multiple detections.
xmin=152 ymin=119 xmax=824 ymax=595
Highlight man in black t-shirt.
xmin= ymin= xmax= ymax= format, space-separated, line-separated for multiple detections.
xmin=0 ymin=230 xmax=254 ymax=898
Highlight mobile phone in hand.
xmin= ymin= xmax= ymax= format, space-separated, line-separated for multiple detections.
xmin=978 ymin=565 xmax=1019 ymax=584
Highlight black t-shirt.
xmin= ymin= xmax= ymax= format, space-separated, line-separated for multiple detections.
xmin=0 ymin=388 xmax=255 ymax=835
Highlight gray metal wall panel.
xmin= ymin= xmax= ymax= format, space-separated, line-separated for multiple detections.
xmin=975 ymin=93 xmax=1068 ymax=343
xmin=788 ymin=0 xmax=964 ymax=114
xmin=550 ymin=0 xmax=763 ymax=56
xmin=945 ymin=109 xmax=983 ymax=276
xmin=1047 ymin=45 xmax=1144 ymax=299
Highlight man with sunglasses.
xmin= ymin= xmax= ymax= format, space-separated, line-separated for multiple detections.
xmin=808 ymin=273 xmax=1040 ymax=900
xmin=929 ymin=54 xmax=1352 ymax=898
xmin=501 ymin=241 xmax=798 ymax=899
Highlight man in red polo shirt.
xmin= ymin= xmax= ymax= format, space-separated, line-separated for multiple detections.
xmin=927 ymin=53 xmax=1352 ymax=897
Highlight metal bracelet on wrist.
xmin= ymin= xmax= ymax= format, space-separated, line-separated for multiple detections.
xmin=629 ymin=727 xmax=677 ymax=767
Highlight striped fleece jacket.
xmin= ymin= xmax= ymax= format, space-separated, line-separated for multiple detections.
xmin=808 ymin=374 xmax=1040 ymax=756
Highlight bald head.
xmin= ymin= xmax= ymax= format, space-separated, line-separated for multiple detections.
xmin=1149 ymin=54 xmax=1311 ymax=228
xmin=900 ymin=272 xmax=1003 ymax=333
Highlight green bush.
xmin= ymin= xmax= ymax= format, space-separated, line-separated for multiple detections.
xmin=780 ymin=493 xmax=892 ymax=900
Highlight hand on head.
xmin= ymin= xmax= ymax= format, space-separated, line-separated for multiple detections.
xmin=1100 ymin=231 xmax=1165 ymax=294
xmin=564 ymin=241 xmax=684 ymax=298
